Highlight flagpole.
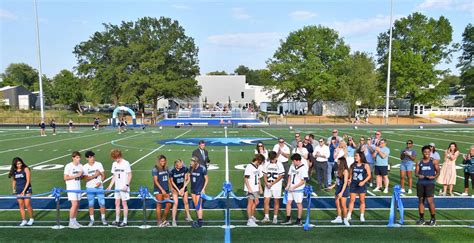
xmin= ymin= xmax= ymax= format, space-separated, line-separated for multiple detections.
xmin=34 ymin=0 xmax=45 ymax=121
xmin=385 ymin=0 xmax=393 ymax=125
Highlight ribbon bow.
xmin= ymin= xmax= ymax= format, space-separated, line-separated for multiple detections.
xmin=51 ymin=187 xmax=62 ymax=202
xmin=138 ymin=186 xmax=149 ymax=200
xmin=388 ymin=185 xmax=404 ymax=227
xmin=303 ymin=185 xmax=313 ymax=231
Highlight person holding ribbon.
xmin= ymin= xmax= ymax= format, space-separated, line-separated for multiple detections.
xmin=152 ymin=155 xmax=172 ymax=227
xmin=415 ymin=145 xmax=440 ymax=226
xmin=64 ymin=151 xmax=83 ymax=229
xmin=244 ymin=154 xmax=265 ymax=227
xmin=170 ymin=159 xmax=193 ymax=226
xmin=328 ymin=157 xmax=350 ymax=226
xmin=281 ymin=153 xmax=308 ymax=226
xmin=106 ymin=149 xmax=132 ymax=227
xmin=189 ymin=156 xmax=208 ymax=228
xmin=347 ymin=151 xmax=371 ymax=223
xmin=9 ymin=157 xmax=34 ymax=226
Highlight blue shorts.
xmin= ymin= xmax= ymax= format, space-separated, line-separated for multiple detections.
xmin=335 ymin=186 xmax=349 ymax=197
xmin=16 ymin=186 xmax=32 ymax=195
xmin=400 ymin=161 xmax=414 ymax=172
xmin=350 ymin=183 xmax=367 ymax=194
xmin=86 ymin=187 xmax=105 ymax=207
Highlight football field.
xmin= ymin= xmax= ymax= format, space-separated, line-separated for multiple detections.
xmin=0 ymin=125 xmax=473 ymax=242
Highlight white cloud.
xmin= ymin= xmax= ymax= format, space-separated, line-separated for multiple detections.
xmin=289 ymin=10 xmax=317 ymax=20
xmin=208 ymin=32 xmax=283 ymax=49
xmin=232 ymin=7 xmax=251 ymax=20
xmin=417 ymin=0 xmax=473 ymax=13
xmin=171 ymin=4 xmax=190 ymax=10
xmin=326 ymin=14 xmax=405 ymax=37
xmin=418 ymin=0 xmax=454 ymax=9
xmin=0 ymin=9 xmax=18 ymax=20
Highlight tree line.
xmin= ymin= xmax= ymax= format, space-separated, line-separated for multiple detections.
xmin=1 ymin=13 xmax=472 ymax=117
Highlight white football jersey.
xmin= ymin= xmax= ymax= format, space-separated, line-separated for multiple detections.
xmin=83 ymin=161 xmax=104 ymax=188
xmin=64 ymin=162 xmax=83 ymax=190
xmin=288 ymin=163 xmax=308 ymax=190
xmin=111 ymin=159 xmax=131 ymax=188
xmin=262 ymin=161 xmax=285 ymax=190
xmin=244 ymin=163 xmax=261 ymax=192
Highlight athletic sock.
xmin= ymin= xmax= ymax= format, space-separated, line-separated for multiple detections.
xmin=347 ymin=212 xmax=352 ymax=218
xmin=286 ymin=216 xmax=291 ymax=222
xmin=419 ymin=213 xmax=424 ymax=219
xmin=116 ymin=215 xmax=120 ymax=222
xmin=123 ymin=216 xmax=128 ymax=223
xmin=101 ymin=214 xmax=106 ymax=220
xmin=430 ymin=214 xmax=435 ymax=220
xmin=90 ymin=215 xmax=94 ymax=221
xmin=273 ymin=215 xmax=278 ymax=219
xmin=265 ymin=214 xmax=269 ymax=218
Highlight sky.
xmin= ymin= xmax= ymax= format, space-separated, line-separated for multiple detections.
xmin=0 ymin=0 xmax=473 ymax=78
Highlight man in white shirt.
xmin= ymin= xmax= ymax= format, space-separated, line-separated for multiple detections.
xmin=281 ymin=154 xmax=308 ymax=226
xmin=82 ymin=150 xmax=107 ymax=226
xmin=106 ymin=149 xmax=132 ymax=227
xmin=272 ymin=137 xmax=290 ymax=185
xmin=64 ymin=151 xmax=83 ymax=229
xmin=313 ymin=138 xmax=330 ymax=189
xmin=244 ymin=154 xmax=265 ymax=227
xmin=261 ymin=151 xmax=285 ymax=224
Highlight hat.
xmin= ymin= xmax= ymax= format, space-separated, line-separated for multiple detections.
xmin=85 ymin=151 xmax=95 ymax=158
xmin=429 ymin=143 xmax=435 ymax=147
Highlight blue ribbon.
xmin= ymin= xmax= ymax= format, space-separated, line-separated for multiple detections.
xmin=303 ymin=185 xmax=313 ymax=231
xmin=52 ymin=187 xmax=62 ymax=202
xmin=282 ymin=188 xmax=305 ymax=205
xmin=138 ymin=186 xmax=149 ymax=199
xmin=388 ymin=185 xmax=404 ymax=227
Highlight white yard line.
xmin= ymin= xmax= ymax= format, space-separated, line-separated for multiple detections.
xmin=0 ymin=133 xmax=142 ymax=176
xmin=0 ymin=130 xmax=115 ymax=154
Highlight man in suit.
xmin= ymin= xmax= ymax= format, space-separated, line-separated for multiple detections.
xmin=192 ymin=140 xmax=210 ymax=168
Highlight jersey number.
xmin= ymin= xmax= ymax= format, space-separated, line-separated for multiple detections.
xmin=267 ymin=172 xmax=278 ymax=182
xmin=292 ymin=175 xmax=296 ymax=184
xmin=353 ymin=172 xmax=363 ymax=181
xmin=192 ymin=177 xmax=196 ymax=183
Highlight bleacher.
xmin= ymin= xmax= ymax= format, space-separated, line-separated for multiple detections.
xmin=157 ymin=108 xmax=266 ymax=126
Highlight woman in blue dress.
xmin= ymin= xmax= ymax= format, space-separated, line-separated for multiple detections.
xmin=328 ymin=157 xmax=350 ymax=226
xmin=8 ymin=157 xmax=34 ymax=226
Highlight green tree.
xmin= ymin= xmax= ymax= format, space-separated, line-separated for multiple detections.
xmin=234 ymin=65 xmax=271 ymax=85
xmin=51 ymin=70 xmax=85 ymax=113
xmin=377 ymin=12 xmax=454 ymax=115
xmin=335 ymin=52 xmax=381 ymax=119
xmin=1 ymin=63 xmax=38 ymax=90
xmin=74 ymin=17 xmax=201 ymax=118
xmin=266 ymin=25 xmax=350 ymax=114
xmin=206 ymin=70 xmax=228 ymax=75
xmin=458 ymin=23 xmax=474 ymax=106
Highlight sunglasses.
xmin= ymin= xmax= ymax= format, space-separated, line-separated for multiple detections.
xmin=376 ymin=133 xmax=381 ymax=135
xmin=279 ymin=141 xmax=284 ymax=143
xmin=332 ymin=131 xmax=337 ymax=133
xmin=319 ymin=140 xmax=324 ymax=143
xmin=406 ymin=142 xmax=412 ymax=144
xmin=257 ymin=145 xmax=263 ymax=147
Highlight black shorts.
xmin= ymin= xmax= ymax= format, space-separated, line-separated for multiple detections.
xmin=16 ymin=186 xmax=32 ymax=195
xmin=375 ymin=166 xmax=388 ymax=176
xmin=417 ymin=183 xmax=435 ymax=198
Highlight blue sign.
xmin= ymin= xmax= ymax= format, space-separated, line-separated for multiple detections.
xmin=157 ymin=137 xmax=275 ymax=146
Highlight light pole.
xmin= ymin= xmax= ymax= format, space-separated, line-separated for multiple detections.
xmin=385 ymin=0 xmax=393 ymax=125
xmin=34 ymin=0 xmax=45 ymax=121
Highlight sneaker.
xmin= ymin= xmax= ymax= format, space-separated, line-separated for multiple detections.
xmin=400 ymin=188 xmax=406 ymax=193
xmin=111 ymin=221 xmax=119 ymax=226
xmin=331 ymin=216 xmax=342 ymax=223
xmin=360 ymin=215 xmax=365 ymax=222
xmin=251 ymin=216 xmax=259 ymax=223
xmin=281 ymin=220 xmax=292 ymax=225
xmin=19 ymin=220 xmax=27 ymax=226
xmin=383 ymin=188 xmax=389 ymax=194
xmin=272 ymin=217 xmax=278 ymax=224
xmin=461 ymin=192 xmax=469 ymax=196
xmin=74 ymin=221 xmax=83 ymax=228
xmin=159 ymin=221 xmax=170 ymax=227
xmin=373 ymin=187 xmax=381 ymax=192
xmin=172 ymin=221 xmax=177 ymax=227
xmin=343 ymin=218 xmax=350 ymax=226
xmin=408 ymin=189 xmax=413 ymax=194
xmin=247 ymin=219 xmax=258 ymax=227
xmin=426 ymin=218 xmax=436 ymax=226
xmin=261 ymin=217 xmax=270 ymax=223
xmin=88 ymin=221 xmax=94 ymax=227
xmin=296 ymin=220 xmax=303 ymax=226
xmin=68 ymin=222 xmax=80 ymax=229
xmin=416 ymin=218 xmax=425 ymax=225
xmin=347 ymin=215 xmax=352 ymax=221
xmin=26 ymin=219 xmax=34 ymax=226
xmin=191 ymin=221 xmax=202 ymax=228
xmin=119 ymin=222 xmax=127 ymax=227
xmin=185 ymin=216 xmax=193 ymax=222
xmin=101 ymin=219 xmax=108 ymax=226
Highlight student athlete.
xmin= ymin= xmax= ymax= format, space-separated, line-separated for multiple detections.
xmin=9 ymin=157 xmax=34 ymax=226
xmin=82 ymin=151 xmax=107 ymax=226
xmin=415 ymin=145 xmax=440 ymax=226
xmin=261 ymin=151 xmax=284 ymax=224
xmin=244 ymin=154 xmax=265 ymax=227
xmin=50 ymin=119 xmax=56 ymax=135
xmin=153 ymin=155 xmax=172 ymax=227
xmin=189 ymin=156 xmax=208 ymax=228
xmin=94 ymin=117 xmax=100 ymax=131
xmin=64 ymin=151 xmax=83 ymax=229
xmin=68 ymin=119 xmax=74 ymax=133
xmin=347 ymin=151 xmax=371 ymax=222
xmin=106 ymin=149 xmax=132 ymax=227
xmin=170 ymin=159 xmax=193 ymax=227
xmin=328 ymin=157 xmax=350 ymax=226
xmin=282 ymin=153 xmax=308 ymax=226
xmin=39 ymin=120 xmax=46 ymax=136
